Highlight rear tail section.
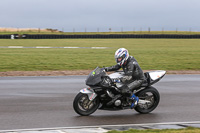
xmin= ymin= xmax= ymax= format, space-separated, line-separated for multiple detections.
xmin=144 ymin=70 xmax=166 ymax=86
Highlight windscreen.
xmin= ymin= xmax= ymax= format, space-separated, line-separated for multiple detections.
xmin=85 ymin=67 xmax=106 ymax=86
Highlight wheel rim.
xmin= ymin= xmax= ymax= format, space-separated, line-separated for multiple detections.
xmin=78 ymin=95 xmax=96 ymax=112
xmin=138 ymin=92 xmax=155 ymax=109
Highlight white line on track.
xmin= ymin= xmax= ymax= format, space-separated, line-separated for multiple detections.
xmin=8 ymin=46 xmax=24 ymax=48
xmin=1 ymin=121 xmax=200 ymax=133
xmin=36 ymin=46 xmax=51 ymax=48
xmin=92 ymin=47 xmax=108 ymax=49
xmin=0 ymin=46 xmax=109 ymax=49
xmin=63 ymin=47 xmax=79 ymax=49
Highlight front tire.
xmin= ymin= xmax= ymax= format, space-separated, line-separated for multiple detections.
xmin=73 ymin=92 xmax=100 ymax=116
xmin=135 ymin=86 xmax=160 ymax=114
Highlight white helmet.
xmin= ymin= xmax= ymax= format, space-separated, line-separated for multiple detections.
xmin=114 ymin=48 xmax=129 ymax=66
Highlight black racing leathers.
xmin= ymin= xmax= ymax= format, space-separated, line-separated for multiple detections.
xmin=106 ymin=56 xmax=146 ymax=96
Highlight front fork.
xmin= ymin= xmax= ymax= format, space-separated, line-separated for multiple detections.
xmin=80 ymin=88 xmax=97 ymax=101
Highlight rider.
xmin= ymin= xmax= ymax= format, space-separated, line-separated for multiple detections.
xmin=105 ymin=48 xmax=146 ymax=108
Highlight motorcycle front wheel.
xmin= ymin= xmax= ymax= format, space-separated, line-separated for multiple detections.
xmin=73 ymin=92 xmax=100 ymax=116
xmin=135 ymin=86 xmax=160 ymax=114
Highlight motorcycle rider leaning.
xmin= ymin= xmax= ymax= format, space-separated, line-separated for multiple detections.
xmin=105 ymin=48 xmax=146 ymax=108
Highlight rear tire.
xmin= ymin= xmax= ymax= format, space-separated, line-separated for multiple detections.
xmin=135 ymin=86 xmax=160 ymax=114
xmin=73 ymin=92 xmax=100 ymax=116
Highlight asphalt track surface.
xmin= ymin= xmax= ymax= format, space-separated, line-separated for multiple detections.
xmin=0 ymin=75 xmax=200 ymax=130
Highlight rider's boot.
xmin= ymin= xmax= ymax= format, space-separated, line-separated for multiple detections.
xmin=119 ymin=85 xmax=139 ymax=108
xmin=130 ymin=93 xmax=139 ymax=109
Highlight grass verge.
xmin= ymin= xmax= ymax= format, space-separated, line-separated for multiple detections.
xmin=107 ymin=127 xmax=200 ymax=133
xmin=0 ymin=39 xmax=200 ymax=72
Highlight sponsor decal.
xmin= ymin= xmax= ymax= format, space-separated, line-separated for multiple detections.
xmin=90 ymin=93 xmax=94 ymax=100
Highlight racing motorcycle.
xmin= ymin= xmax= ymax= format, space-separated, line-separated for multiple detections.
xmin=73 ymin=67 xmax=166 ymax=116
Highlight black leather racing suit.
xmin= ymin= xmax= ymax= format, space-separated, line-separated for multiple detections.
xmin=106 ymin=56 xmax=146 ymax=96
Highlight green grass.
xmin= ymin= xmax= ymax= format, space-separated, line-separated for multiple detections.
xmin=0 ymin=39 xmax=200 ymax=72
xmin=107 ymin=127 xmax=200 ymax=133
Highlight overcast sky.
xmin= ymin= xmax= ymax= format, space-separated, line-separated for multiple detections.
xmin=0 ymin=0 xmax=199 ymax=32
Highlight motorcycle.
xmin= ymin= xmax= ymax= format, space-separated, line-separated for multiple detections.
xmin=73 ymin=67 xmax=166 ymax=116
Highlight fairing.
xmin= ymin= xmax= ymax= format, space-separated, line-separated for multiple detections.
xmin=85 ymin=67 xmax=106 ymax=86
xmin=108 ymin=71 xmax=124 ymax=79
xmin=80 ymin=88 xmax=97 ymax=101
xmin=108 ymin=70 xmax=166 ymax=86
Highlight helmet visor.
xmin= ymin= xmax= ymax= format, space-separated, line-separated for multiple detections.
xmin=117 ymin=57 xmax=123 ymax=63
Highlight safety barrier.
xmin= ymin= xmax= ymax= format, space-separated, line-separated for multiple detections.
xmin=1 ymin=34 xmax=200 ymax=39
xmin=0 ymin=35 xmax=12 ymax=39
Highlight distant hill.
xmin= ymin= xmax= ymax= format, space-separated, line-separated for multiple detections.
xmin=1 ymin=27 xmax=200 ymax=35
xmin=0 ymin=27 xmax=60 ymax=33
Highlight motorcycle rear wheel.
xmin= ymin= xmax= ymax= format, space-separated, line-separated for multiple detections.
xmin=135 ymin=86 xmax=160 ymax=114
xmin=73 ymin=92 xmax=100 ymax=116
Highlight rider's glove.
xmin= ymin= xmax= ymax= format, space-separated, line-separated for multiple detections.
xmin=113 ymin=78 xmax=121 ymax=83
